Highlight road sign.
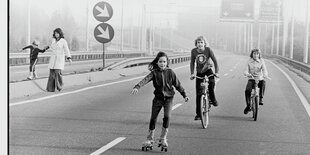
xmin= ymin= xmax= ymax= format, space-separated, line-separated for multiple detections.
xmin=94 ymin=23 xmax=114 ymax=44
xmin=259 ymin=0 xmax=283 ymax=23
xmin=220 ymin=0 xmax=254 ymax=22
xmin=93 ymin=1 xmax=113 ymax=22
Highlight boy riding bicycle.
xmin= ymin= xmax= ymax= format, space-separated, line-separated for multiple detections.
xmin=190 ymin=36 xmax=219 ymax=120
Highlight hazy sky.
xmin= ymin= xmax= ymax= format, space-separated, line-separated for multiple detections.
xmin=14 ymin=0 xmax=308 ymax=20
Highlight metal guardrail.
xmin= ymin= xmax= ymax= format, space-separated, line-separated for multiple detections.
xmin=277 ymin=56 xmax=310 ymax=75
xmin=106 ymin=55 xmax=191 ymax=70
xmin=9 ymin=52 xmax=147 ymax=66
xmin=263 ymin=54 xmax=310 ymax=75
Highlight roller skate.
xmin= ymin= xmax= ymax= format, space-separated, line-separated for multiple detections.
xmin=158 ymin=138 xmax=168 ymax=152
xmin=141 ymin=129 xmax=155 ymax=151
xmin=142 ymin=139 xmax=154 ymax=151
xmin=157 ymin=127 xmax=168 ymax=152
xmin=27 ymin=72 xmax=33 ymax=80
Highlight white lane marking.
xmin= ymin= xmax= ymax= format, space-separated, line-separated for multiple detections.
xmin=10 ymin=65 xmax=190 ymax=106
xmin=224 ymin=73 xmax=228 ymax=76
xmin=268 ymin=60 xmax=310 ymax=117
xmin=90 ymin=137 xmax=126 ymax=155
xmin=172 ymin=103 xmax=182 ymax=110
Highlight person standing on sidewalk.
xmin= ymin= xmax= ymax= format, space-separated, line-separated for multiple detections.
xmin=20 ymin=40 xmax=49 ymax=80
xmin=46 ymin=28 xmax=72 ymax=92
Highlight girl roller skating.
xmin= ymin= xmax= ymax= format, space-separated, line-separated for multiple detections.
xmin=131 ymin=51 xmax=189 ymax=152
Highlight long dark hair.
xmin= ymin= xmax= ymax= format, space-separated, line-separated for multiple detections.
xmin=148 ymin=51 xmax=169 ymax=71
xmin=250 ymin=48 xmax=261 ymax=59
xmin=53 ymin=28 xmax=64 ymax=41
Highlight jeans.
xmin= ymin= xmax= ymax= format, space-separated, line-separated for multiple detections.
xmin=46 ymin=69 xmax=63 ymax=92
xmin=195 ymin=69 xmax=217 ymax=117
xmin=149 ymin=97 xmax=173 ymax=130
xmin=245 ymin=79 xmax=266 ymax=106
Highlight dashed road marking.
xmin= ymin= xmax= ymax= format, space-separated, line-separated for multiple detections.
xmin=172 ymin=103 xmax=182 ymax=110
xmin=90 ymin=137 xmax=126 ymax=155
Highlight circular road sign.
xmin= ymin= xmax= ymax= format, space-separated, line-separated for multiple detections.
xmin=93 ymin=1 xmax=113 ymax=22
xmin=94 ymin=23 xmax=114 ymax=44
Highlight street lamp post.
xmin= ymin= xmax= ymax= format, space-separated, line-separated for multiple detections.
xmin=303 ymin=0 xmax=309 ymax=63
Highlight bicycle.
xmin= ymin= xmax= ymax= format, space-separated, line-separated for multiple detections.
xmin=194 ymin=74 xmax=219 ymax=129
xmin=245 ymin=75 xmax=271 ymax=121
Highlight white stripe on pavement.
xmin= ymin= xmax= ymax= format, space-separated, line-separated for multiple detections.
xmin=268 ymin=60 xmax=310 ymax=118
xmin=10 ymin=65 xmax=190 ymax=106
xmin=172 ymin=103 xmax=183 ymax=110
xmin=90 ymin=137 xmax=126 ymax=155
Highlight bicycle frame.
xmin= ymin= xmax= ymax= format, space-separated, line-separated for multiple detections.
xmin=195 ymin=74 xmax=216 ymax=128
xmin=250 ymin=79 xmax=260 ymax=121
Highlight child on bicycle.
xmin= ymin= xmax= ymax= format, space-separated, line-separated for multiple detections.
xmin=190 ymin=36 xmax=219 ymax=120
xmin=243 ymin=48 xmax=268 ymax=114
xmin=131 ymin=51 xmax=189 ymax=150
xmin=20 ymin=40 xmax=49 ymax=80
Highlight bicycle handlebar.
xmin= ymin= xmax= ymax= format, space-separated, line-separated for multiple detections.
xmin=244 ymin=74 xmax=272 ymax=80
xmin=195 ymin=74 xmax=218 ymax=80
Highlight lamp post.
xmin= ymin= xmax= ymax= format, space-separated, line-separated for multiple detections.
xmin=303 ymin=0 xmax=309 ymax=63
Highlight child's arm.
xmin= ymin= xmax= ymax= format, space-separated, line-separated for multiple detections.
xmin=131 ymin=72 xmax=153 ymax=94
xmin=171 ymin=70 xmax=188 ymax=100
xmin=261 ymin=59 xmax=268 ymax=78
xmin=20 ymin=45 xmax=32 ymax=52
xmin=190 ymin=49 xmax=196 ymax=76
xmin=38 ymin=46 xmax=49 ymax=53
xmin=243 ymin=60 xmax=253 ymax=78
xmin=209 ymin=48 xmax=219 ymax=74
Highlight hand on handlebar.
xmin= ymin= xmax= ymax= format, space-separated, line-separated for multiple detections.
xmin=131 ymin=88 xmax=139 ymax=95
xmin=190 ymin=74 xmax=195 ymax=80
xmin=245 ymin=73 xmax=254 ymax=78
xmin=184 ymin=97 xmax=189 ymax=102
xmin=214 ymin=73 xmax=219 ymax=78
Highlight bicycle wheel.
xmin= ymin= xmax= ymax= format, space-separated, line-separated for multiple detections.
xmin=200 ymin=95 xmax=209 ymax=129
xmin=253 ymin=96 xmax=259 ymax=121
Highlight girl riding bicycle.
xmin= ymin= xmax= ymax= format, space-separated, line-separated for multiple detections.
xmin=131 ymin=51 xmax=189 ymax=151
xmin=243 ymin=48 xmax=269 ymax=114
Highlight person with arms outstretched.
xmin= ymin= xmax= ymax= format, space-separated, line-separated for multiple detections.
xmin=20 ymin=40 xmax=49 ymax=79
xmin=131 ymin=51 xmax=189 ymax=151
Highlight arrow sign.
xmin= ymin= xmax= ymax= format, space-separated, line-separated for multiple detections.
xmin=94 ymin=23 xmax=114 ymax=44
xmin=93 ymin=1 xmax=113 ymax=22
xmin=220 ymin=0 xmax=254 ymax=22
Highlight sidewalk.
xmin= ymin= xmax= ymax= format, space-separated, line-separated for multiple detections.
xmin=9 ymin=65 xmax=149 ymax=100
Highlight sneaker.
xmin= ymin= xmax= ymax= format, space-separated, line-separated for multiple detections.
xmin=259 ymin=100 xmax=264 ymax=105
xmin=194 ymin=115 xmax=201 ymax=120
xmin=27 ymin=76 xmax=33 ymax=80
xmin=243 ymin=106 xmax=251 ymax=114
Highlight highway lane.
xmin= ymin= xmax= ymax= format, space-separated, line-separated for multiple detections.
xmin=9 ymin=58 xmax=125 ymax=82
xmin=9 ymin=54 xmax=310 ymax=154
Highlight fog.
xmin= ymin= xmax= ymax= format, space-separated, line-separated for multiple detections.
xmin=9 ymin=0 xmax=310 ymax=61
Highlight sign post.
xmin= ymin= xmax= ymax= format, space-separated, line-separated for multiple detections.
xmin=93 ymin=1 xmax=114 ymax=68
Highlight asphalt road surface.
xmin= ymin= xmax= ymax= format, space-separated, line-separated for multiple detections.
xmin=9 ymin=54 xmax=310 ymax=154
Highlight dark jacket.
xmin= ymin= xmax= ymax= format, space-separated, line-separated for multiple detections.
xmin=22 ymin=45 xmax=49 ymax=61
xmin=190 ymin=47 xmax=219 ymax=74
xmin=134 ymin=68 xmax=187 ymax=99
